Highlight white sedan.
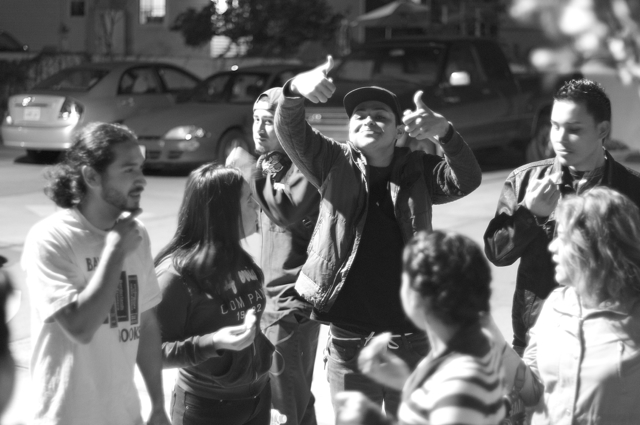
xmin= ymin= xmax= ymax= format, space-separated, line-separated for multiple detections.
xmin=1 ymin=61 xmax=201 ymax=161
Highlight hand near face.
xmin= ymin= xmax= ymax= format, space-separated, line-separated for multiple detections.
xmin=523 ymin=172 xmax=561 ymax=219
xmin=209 ymin=309 xmax=257 ymax=352
xmin=357 ymin=333 xmax=410 ymax=391
xmin=290 ymin=56 xmax=336 ymax=103
xmin=402 ymin=91 xmax=450 ymax=143
xmin=334 ymin=391 xmax=385 ymax=425
xmin=106 ymin=209 xmax=143 ymax=255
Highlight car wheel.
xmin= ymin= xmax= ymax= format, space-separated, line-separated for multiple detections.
xmin=217 ymin=129 xmax=251 ymax=163
xmin=525 ymin=112 xmax=553 ymax=163
xmin=26 ymin=149 xmax=61 ymax=163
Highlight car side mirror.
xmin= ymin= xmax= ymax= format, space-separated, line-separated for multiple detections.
xmin=449 ymin=71 xmax=471 ymax=86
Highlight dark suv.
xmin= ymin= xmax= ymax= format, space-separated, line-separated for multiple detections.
xmin=307 ymin=37 xmax=563 ymax=154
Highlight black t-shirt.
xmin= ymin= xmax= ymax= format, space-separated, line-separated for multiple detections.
xmin=314 ymin=165 xmax=419 ymax=334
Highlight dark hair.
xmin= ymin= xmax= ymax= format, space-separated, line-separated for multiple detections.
xmin=154 ymin=164 xmax=262 ymax=299
xmin=43 ymin=122 xmax=138 ymax=208
xmin=554 ymin=79 xmax=611 ymax=123
xmin=403 ymin=230 xmax=491 ymax=326
xmin=555 ymin=187 xmax=640 ymax=306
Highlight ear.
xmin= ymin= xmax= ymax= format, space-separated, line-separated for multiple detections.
xmin=597 ymin=120 xmax=611 ymax=143
xmin=81 ymin=165 xmax=101 ymax=189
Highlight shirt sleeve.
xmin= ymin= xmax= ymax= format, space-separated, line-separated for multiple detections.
xmin=275 ymin=80 xmax=345 ymax=190
xmin=520 ymin=293 xmax=549 ymax=406
xmin=418 ymin=354 xmax=505 ymax=425
xmin=22 ymin=222 xmax=81 ymax=321
xmin=155 ymin=262 xmax=220 ymax=368
xmin=422 ymin=128 xmax=482 ymax=205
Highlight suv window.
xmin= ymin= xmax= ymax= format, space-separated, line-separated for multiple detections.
xmin=473 ymin=41 xmax=513 ymax=82
xmin=336 ymin=46 xmax=444 ymax=85
xmin=444 ymin=43 xmax=486 ymax=84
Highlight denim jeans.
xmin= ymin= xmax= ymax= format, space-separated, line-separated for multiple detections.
xmin=170 ymin=384 xmax=271 ymax=425
xmin=324 ymin=324 xmax=429 ymax=418
xmin=263 ymin=312 xmax=321 ymax=425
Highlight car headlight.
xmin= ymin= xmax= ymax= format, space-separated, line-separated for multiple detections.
xmin=3 ymin=110 xmax=12 ymax=125
xmin=163 ymin=126 xmax=207 ymax=141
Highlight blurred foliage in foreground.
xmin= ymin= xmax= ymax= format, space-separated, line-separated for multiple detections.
xmin=511 ymin=0 xmax=640 ymax=85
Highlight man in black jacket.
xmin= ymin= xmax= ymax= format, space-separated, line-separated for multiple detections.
xmin=484 ymin=78 xmax=640 ymax=355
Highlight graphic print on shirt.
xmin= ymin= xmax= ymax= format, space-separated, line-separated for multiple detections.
xmin=96 ymin=269 xmax=140 ymax=342
xmin=220 ymin=268 xmax=264 ymax=321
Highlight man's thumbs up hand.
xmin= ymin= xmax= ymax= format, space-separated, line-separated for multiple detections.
xmin=291 ymin=55 xmax=336 ymax=103
xmin=402 ymin=91 xmax=450 ymax=143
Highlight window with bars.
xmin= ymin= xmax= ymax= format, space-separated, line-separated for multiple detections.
xmin=139 ymin=0 xmax=165 ymax=24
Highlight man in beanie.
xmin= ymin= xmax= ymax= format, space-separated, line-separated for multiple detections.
xmin=272 ymin=57 xmax=482 ymax=419
xmin=228 ymin=88 xmax=321 ymax=425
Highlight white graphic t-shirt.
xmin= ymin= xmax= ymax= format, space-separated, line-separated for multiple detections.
xmin=22 ymin=208 xmax=162 ymax=425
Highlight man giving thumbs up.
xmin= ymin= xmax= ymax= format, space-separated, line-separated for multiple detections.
xmin=274 ymin=56 xmax=482 ymax=419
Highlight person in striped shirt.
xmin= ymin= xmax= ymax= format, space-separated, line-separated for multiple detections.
xmin=334 ymin=230 xmax=506 ymax=425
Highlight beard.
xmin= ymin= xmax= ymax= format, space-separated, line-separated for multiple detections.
xmin=101 ymin=185 xmax=140 ymax=212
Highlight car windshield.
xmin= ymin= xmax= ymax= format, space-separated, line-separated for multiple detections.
xmin=34 ymin=68 xmax=110 ymax=91
xmin=189 ymin=72 xmax=269 ymax=104
xmin=335 ymin=45 xmax=445 ymax=85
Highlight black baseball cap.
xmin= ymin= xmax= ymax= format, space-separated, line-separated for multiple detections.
xmin=343 ymin=86 xmax=402 ymax=123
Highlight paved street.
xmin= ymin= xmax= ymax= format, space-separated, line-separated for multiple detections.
xmin=1 ymin=143 xmax=638 ymax=425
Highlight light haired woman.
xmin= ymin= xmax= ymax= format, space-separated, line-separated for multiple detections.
xmin=507 ymin=186 xmax=640 ymax=424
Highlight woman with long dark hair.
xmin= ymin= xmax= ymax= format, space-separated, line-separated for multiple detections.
xmin=155 ymin=164 xmax=274 ymax=425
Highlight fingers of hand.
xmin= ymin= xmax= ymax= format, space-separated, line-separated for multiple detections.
xmin=309 ymin=81 xmax=336 ymax=103
xmin=358 ymin=333 xmax=391 ymax=371
xmin=244 ymin=308 xmax=256 ymax=328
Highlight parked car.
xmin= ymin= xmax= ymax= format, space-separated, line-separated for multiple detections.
xmin=305 ymin=37 xmax=580 ymax=157
xmin=123 ymin=64 xmax=309 ymax=170
xmin=0 ymin=30 xmax=29 ymax=52
xmin=1 ymin=61 xmax=202 ymax=161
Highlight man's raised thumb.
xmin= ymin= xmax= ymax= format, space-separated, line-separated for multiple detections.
xmin=413 ymin=90 xmax=428 ymax=111
xmin=320 ymin=55 xmax=334 ymax=76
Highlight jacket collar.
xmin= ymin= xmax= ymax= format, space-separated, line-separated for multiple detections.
xmin=552 ymin=148 xmax=617 ymax=188
xmin=553 ymin=286 xmax=636 ymax=318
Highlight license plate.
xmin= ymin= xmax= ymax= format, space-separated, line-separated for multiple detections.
xmin=23 ymin=107 xmax=41 ymax=121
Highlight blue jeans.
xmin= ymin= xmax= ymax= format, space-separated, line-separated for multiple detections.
xmin=170 ymin=384 xmax=271 ymax=425
xmin=324 ymin=324 xmax=429 ymax=418
xmin=263 ymin=312 xmax=321 ymax=425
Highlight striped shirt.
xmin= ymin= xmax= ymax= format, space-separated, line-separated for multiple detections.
xmin=398 ymin=326 xmax=506 ymax=425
